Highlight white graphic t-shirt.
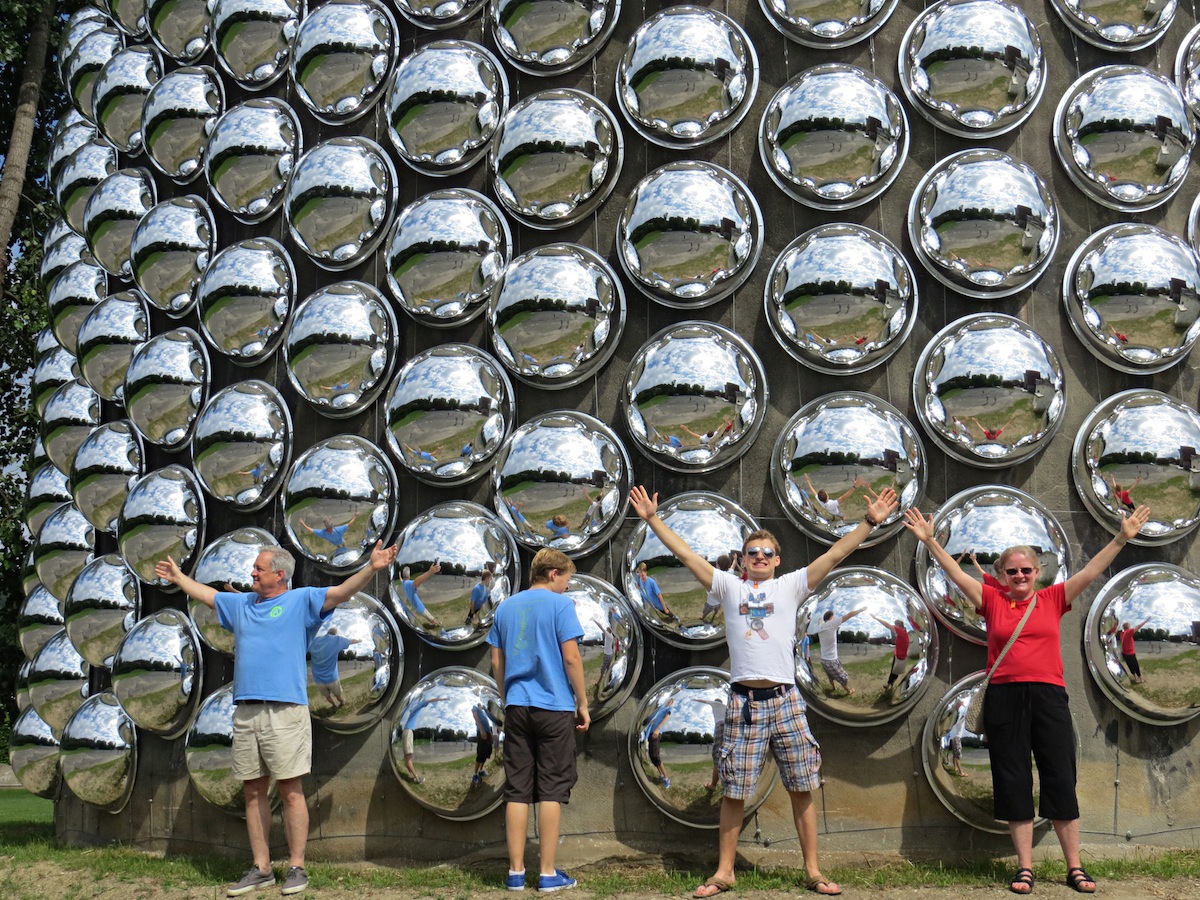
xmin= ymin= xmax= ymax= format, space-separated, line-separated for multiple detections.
xmin=711 ymin=568 xmax=811 ymax=684
xmin=816 ymin=617 xmax=846 ymax=661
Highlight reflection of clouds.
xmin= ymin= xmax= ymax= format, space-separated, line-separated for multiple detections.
xmin=791 ymin=402 xmax=904 ymax=456
xmin=498 ymin=250 xmax=597 ymax=309
xmin=297 ymin=4 xmax=392 ymax=59
xmin=393 ymin=351 xmax=489 ymax=405
xmin=498 ymin=92 xmax=605 ymax=153
xmin=928 ymin=157 xmax=1045 ymax=220
xmin=396 ymin=195 xmax=495 ymax=249
xmin=288 ymin=438 xmax=389 ymax=497
xmin=778 ymin=70 xmax=892 ymax=128
xmin=1100 ymin=400 xmax=1200 ymax=458
xmin=503 ymin=417 xmax=606 ymax=478
xmin=1107 ymin=571 xmax=1200 ymax=636
xmin=197 ymin=385 xmax=282 ymax=440
xmin=781 ymin=232 xmax=899 ymax=294
xmin=627 ymin=164 xmax=744 ymax=232
xmin=1083 ymin=230 xmax=1199 ymax=292
xmin=934 ymin=320 xmax=1054 ymax=383
xmin=637 ymin=329 xmax=749 ymax=393
xmin=629 ymin=10 xmax=738 ymax=71
xmin=944 ymin=501 xmax=1057 ymax=552
xmin=397 ymin=509 xmax=504 ymax=570
xmin=126 ymin=466 xmax=196 ymax=521
xmin=1077 ymin=72 xmax=1186 ymax=131
xmin=290 ymin=138 xmax=388 ymax=197
xmin=918 ymin=3 xmax=1037 ymax=59
xmin=290 ymin=283 xmax=388 ymax=344
xmin=394 ymin=45 xmax=493 ymax=100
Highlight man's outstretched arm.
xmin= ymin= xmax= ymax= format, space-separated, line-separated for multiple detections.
xmin=154 ymin=556 xmax=218 ymax=609
xmin=324 ymin=541 xmax=399 ymax=611
xmin=628 ymin=486 xmax=715 ymax=592
xmin=807 ymin=487 xmax=898 ymax=585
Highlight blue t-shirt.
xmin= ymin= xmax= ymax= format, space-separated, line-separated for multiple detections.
xmin=403 ymin=580 xmax=430 ymax=615
xmin=309 ymin=633 xmax=352 ymax=683
xmin=546 ymin=520 xmax=570 ymax=537
xmin=640 ymin=577 xmax=666 ymax=612
xmin=470 ymin=582 xmax=488 ymax=612
xmin=314 ymin=524 xmax=349 ymax=546
xmin=215 ymin=587 xmax=330 ymax=705
xmin=487 ymin=588 xmax=584 ymax=712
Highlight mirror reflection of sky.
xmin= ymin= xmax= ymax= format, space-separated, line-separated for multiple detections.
xmin=498 ymin=92 xmax=604 ymax=155
xmin=942 ymin=495 xmax=1059 ymax=553
xmin=197 ymin=386 xmax=280 ymax=440
xmin=791 ymin=401 xmax=904 ymax=456
xmin=1083 ymin=231 xmax=1198 ymax=291
xmin=502 ymin=418 xmax=604 ymax=479
xmin=393 ymin=45 xmax=491 ymax=101
xmin=1099 ymin=399 xmax=1200 ymax=458
xmin=395 ymin=511 xmax=497 ymax=570
xmin=126 ymin=466 xmax=194 ymax=520
xmin=297 ymin=6 xmax=388 ymax=59
xmin=1108 ymin=571 xmax=1200 ymax=635
xmin=498 ymin=251 xmax=595 ymax=309
xmin=629 ymin=12 xmax=736 ymax=72
xmin=211 ymin=100 xmax=296 ymax=155
xmin=779 ymin=231 xmax=899 ymax=293
xmin=289 ymin=439 xmax=385 ymax=496
xmin=61 ymin=695 xmax=129 ymax=749
xmin=927 ymin=156 xmax=1044 ymax=220
xmin=627 ymin=164 xmax=743 ymax=231
xmin=1076 ymin=71 xmax=1187 ymax=130
xmin=933 ymin=319 xmax=1053 ymax=383
xmin=290 ymin=138 xmax=384 ymax=197
xmin=392 ymin=352 xmax=487 ymax=406
xmin=779 ymin=70 xmax=891 ymax=127
xmin=290 ymin=286 xmax=384 ymax=343
xmin=635 ymin=503 xmax=750 ymax=563
xmin=918 ymin=2 xmax=1037 ymax=60
xmin=395 ymin=196 xmax=494 ymax=249
xmin=637 ymin=331 xmax=746 ymax=394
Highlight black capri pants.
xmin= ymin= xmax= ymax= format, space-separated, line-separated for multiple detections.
xmin=984 ymin=682 xmax=1079 ymax=822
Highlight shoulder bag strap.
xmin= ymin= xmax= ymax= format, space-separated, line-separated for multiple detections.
xmin=983 ymin=593 xmax=1038 ymax=681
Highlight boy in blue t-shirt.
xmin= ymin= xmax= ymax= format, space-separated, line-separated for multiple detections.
xmin=487 ymin=548 xmax=590 ymax=893
xmin=464 ymin=570 xmax=494 ymax=626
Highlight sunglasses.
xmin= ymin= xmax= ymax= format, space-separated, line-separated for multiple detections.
xmin=744 ymin=547 xmax=776 ymax=559
xmin=1004 ymin=567 xmax=1036 ymax=576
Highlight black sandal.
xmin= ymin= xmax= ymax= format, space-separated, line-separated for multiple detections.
xmin=1065 ymin=867 xmax=1096 ymax=893
xmin=1009 ymin=868 xmax=1035 ymax=895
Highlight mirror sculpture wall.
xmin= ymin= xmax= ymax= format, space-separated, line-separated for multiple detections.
xmin=21 ymin=0 xmax=1200 ymax=851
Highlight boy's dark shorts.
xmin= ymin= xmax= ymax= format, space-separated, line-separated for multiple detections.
xmin=502 ymin=705 xmax=578 ymax=804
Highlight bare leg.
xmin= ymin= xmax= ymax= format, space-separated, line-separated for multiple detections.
xmin=506 ymin=802 xmax=529 ymax=874
xmin=243 ymin=776 xmax=273 ymax=873
xmin=536 ymin=801 xmax=562 ymax=876
xmin=1008 ymin=819 xmax=1035 ymax=893
xmin=1053 ymin=818 xmax=1095 ymax=890
xmin=790 ymin=790 xmax=838 ymax=893
xmin=277 ymin=776 xmax=308 ymax=869
xmin=695 ymin=797 xmax=742 ymax=896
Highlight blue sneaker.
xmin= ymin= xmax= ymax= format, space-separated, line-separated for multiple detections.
xmin=538 ymin=869 xmax=577 ymax=893
xmin=506 ymin=871 xmax=526 ymax=891
xmin=661 ymin=777 xmax=670 ymax=789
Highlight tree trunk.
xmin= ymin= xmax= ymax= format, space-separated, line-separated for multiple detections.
xmin=0 ymin=2 xmax=54 ymax=300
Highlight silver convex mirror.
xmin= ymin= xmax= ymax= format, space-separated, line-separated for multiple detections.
xmin=388 ymin=501 xmax=519 ymax=648
xmin=110 ymin=607 xmax=203 ymax=737
xmin=197 ymin=238 xmax=294 ymax=366
xmin=1073 ymin=390 xmax=1200 ymax=547
xmin=490 ymin=0 xmax=618 ymax=75
xmin=63 ymin=553 xmax=139 ymax=669
xmin=914 ymin=314 xmax=1066 ymax=468
xmin=28 ymin=629 xmax=90 ymax=735
xmin=124 ymin=327 xmax=209 ymax=450
xmin=82 ymin=168 xmax=156 ymax=280
xmin=908 ymin=149 xmax=1058 ymax=298
xmin=307 ymin=592 xmax=403 ymax=733
xmin=141 ymin=65 xmax=224 ymax=183
xmin=19 ymin=585 xmax=65 ymax=663
xmin=1085 ymin=564 xmax=1200 ymax=726
xmin=1177 ymin=23 xmax=1200 ymax=122
xmin=283 ymin=281 xmax=396 ymax=418
xmin=192 ymin=381 xmax=291 ymax=511
xmin=617 ymin=162 xmax=762 ymax=308
xmin=9 ymin=708 xmax=60 ymax=799
xmin=205 ymin=98 xmax=301 ymax=223
xmin=25 ymin=463 xmax=71 ymax=540
xmin=76 ymin=290 xmax=149 ymax=403
xmin=212 ymin=0 xmax=301 ymax=91
xmin=759 ymin=0 xmax=898 ymax=47
xmin=562 ymin=573 xmax=642 ymax=721
xmin=290 ymin=0 xmax=396 ymax=123
xmin=41 ymin=380 xmax=100 ymax=477
xmin=55 ymin=139 xmax=116 ymax=235
xmin=389 ymin=668 xmax=505 ymax=820
xmin=385 ymin=189 xmax=510 ymax=328
xmin=117 ymin=464 xmax=206 ymax=586
xmin=899 ymin=0 xmax=1044 ymax=139
xmin=59 ymin=691 xmax=136 ymax=813
xmin=489 ymin=89 xmax=622 ymax=229
xmin=1054 ymin=66 xmax=1193 ymax=212
xmin=32 ymin=346 xmax=80 ymax=419
xmin=797 ymin=567 xmax=938 ymax=727
xmin=146 ymin=0 xmax=213 ymax=61
xmin=65 ymin=26 xmax=125 ymax=125
xmin=630 ymin=668 xmax=775 ymax=828
xmin=772 ymin=393 xmax=924 ymax=546
xmin=130 ymin=195 xmax=214 ymax=317
xmin=914 ymin=485 xmax=1071 ymax=644
xmin=397 ymin=0 xmax=485 ymax=29
xmin=188 ymin=528 xmax=280 ymax=655
xmin=34 ymin=504 xmax=95 ymax=606
xmin=70 ymin=420 xmax=144 ymax=534
xmin=1049 ymin=0 xmax=1174 ymax=51
xmin=622 ymin=322 xmax=767 ymax=472
xmin=383 ymin=344 xmax=515 ymax=486
xmin=492 ymin=410 xmax=631 ymax=558
xmin=760 ymin=65 xmax=907 ymax=210
xmin=386 ymin=40 xmax=507 ymax=177
xmin=622 ymin=491 xmax=759 ymax=649
xmin=1062 ymin=224 xmax=1200 ymax=375
xmin=764 ymin=224 xmax=917 ymax=373
xmin=185 ymin=684 xmax=249 ymax=814
xmin=616 ymin=6 xmax=757 ymax=149
xmin=284 ymin=137 xmax=396 ymax=270
xmin=282 ymin=435 xmax=397 ymax=573
xmin=488 ymin=243 xmax=625 ymax=390
xmin=92 ymin=44 xmax=161 ymax=153
xmin=48 ymin=260 xmax=107 ymax=356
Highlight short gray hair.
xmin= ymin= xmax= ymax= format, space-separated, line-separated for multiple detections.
xmin=264 ymin=547 xmax=296 ymax=583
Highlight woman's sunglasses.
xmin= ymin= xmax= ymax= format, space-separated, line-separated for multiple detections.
xmin=1004 ymin=566 xmax=1036 ymax=576
xmin=744 ymin=547 xmax=776 ymax=559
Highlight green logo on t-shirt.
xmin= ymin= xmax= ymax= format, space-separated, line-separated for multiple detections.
xmin=269 ymin=605 xmax=283 ymax=618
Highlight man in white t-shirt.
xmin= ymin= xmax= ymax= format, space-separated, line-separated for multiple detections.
xmin=629 ymin=483 xmax=897 ymax=898
xmin=814 ymin=607 xmax=866 ymax=696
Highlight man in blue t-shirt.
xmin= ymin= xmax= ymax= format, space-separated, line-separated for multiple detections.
xmin=156 ymin=539 xmax=397 ymax=898
xmin=636 ymin=561 xmax=679 ymax=623
xmin=488 ymin=548 xmax=589 ymax=893
xmin=464 ymin=570 xmax=494 ymax=626
xmin=299 ymin=512 xmax=357 ymax=549
xmin=308 ymin=626 xmax=359 ymax=708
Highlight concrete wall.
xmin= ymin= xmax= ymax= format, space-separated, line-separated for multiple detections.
xmin=56 ymin=0 xmax=1200 ymax=865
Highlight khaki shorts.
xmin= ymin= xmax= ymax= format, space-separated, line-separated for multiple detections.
xmin=232 ymin=701 xmax=311 ymax=781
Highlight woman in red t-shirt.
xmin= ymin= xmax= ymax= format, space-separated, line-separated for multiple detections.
xmin=1107 ymin=617 xmax=1151 ymax=684
xmin=905 ymin=504 xmax=1150 ymax=896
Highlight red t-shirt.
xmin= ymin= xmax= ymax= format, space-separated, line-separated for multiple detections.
xmin=1120 ymin=628 xmax=1136 ymax=655
xmin=982 ymin=573 xmax=1008 ymax=593
xmin=892 ymin=625 xmax=910 ymax=659
xmin=982 ymin=583 xmax=1070 ymax=686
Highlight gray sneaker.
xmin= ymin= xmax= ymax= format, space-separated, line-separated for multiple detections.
xmin=281 ymin=866 xmax=308 ymax=895
xmin=227 ymin=865 xmax=274 ymax=896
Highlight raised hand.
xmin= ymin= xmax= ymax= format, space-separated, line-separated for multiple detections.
xmin=629 ymin=485 xmax=659 ymax=521
xmin=154 ymin=555 xmax=183 ymax=584
xmin=866 ymin=486 xmax=898 ymax=525
xmin=1119 ymin=505 xmax=1151 ymax=542
xmin=369 ymin=541 xmax=399 ymax=570
xmin=902 ymin=508 xmax=935 ymax=543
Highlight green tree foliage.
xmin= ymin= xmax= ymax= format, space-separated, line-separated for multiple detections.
xmin=0 ymin=0 xmax=83 ymax=759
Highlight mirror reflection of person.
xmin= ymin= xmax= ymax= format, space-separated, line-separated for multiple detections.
xmin=309 ymin=626 xmax=361 ymax=708
xmin=1108 ymin=617 xmax=1152 ymax=684
xmin=957 ymin=551 xmax=1008 ymax=594
xmin=636 ymin=562 xmax=678 ymax=623
xmin=695 ymin=697 xmax=728 ymax=792
xmin=464 ymin=570 xmax=494 ymax=627
xmin=471 ymin=704 xmax=496 ymax=784
xmin=871 ymin=614 xmax=914 ymax=694
xmin=403 ymin=441 xmax=437 ymax=464
xmin=400 ymin=563 xmax=442 ymax=629
xmin=400 ymin=695 xmax=449 ymax=784
xmin=1107 ymin=474 xmax=1145 ymax=512
xmin=947 ymin=715 xmax=969 ymax=778
xmin=816 ymin=607 xmax=866 ymax=695
xmin=803 ymin=473 xmax=861 ymax=521
xmin=545 ymin=514 xmax=571 ymax=538
xmin=239 ymin=461 xmax=269 ymax=486
xmin=506 ymin=498 xmax=532 ymax=535
xmin=967 ymin=414 xmax=1017 ymax=442
xmin=299 ymin=513 xmax=358 ymax=548
xmin=643 ymin=707 xmax=673 ymax=788
xmin=905 ymin=503 xmax=1150 ymax=897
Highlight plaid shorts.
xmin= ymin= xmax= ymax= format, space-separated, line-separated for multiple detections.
xmin=821 ymin=658 xmax=849 ymax=687
xmin=718 ymin=686 xmax=821 ymax=799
